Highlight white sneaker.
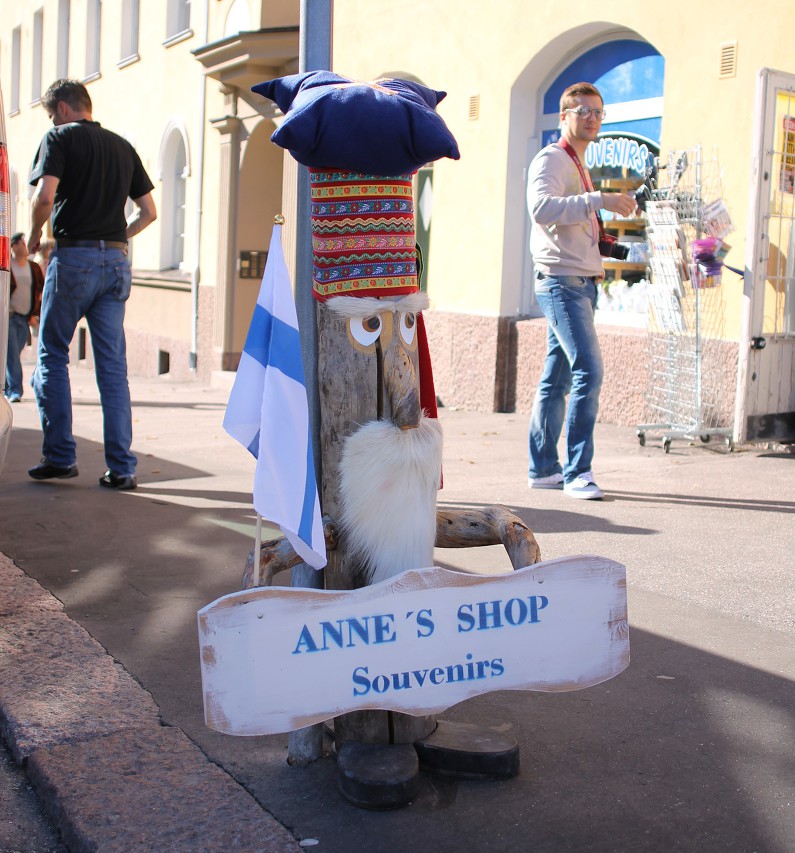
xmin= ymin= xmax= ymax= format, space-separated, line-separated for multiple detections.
xmin=528 ymin=472 xmax=564 ymax=489
xmin=563 ymin=472 xmax=604 ymax=500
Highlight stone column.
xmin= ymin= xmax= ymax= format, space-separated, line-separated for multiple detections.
xmin=210 ymin=87 xmax=242 ymax=370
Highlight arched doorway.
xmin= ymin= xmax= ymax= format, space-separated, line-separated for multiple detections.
xmin=538 ymin=39 xmax=665 ymax=150
xmin=509 ymin=31 xmax=665 ymax=315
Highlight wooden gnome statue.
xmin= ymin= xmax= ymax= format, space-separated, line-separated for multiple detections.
xmin=249 ymin=72 xmax=542 ymax=808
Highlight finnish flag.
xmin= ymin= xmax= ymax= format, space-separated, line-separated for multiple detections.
xmin=223 ymin=223 xmax=326 ymax=570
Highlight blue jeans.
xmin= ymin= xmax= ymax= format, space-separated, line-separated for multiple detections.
xmin=528 ymin=275 xmax=604 ymax=483
xmin=33 ymin=246 xmax=136 ymax=475
xmin=5 ymin=313 xmax=30 ymax=397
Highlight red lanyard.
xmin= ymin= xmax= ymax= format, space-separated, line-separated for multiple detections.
xmin=558 ymin=139 xmax=605 ymax=240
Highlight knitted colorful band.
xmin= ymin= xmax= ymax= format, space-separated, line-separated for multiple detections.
xmin=309 ymin=169 xmax=418 ymax=301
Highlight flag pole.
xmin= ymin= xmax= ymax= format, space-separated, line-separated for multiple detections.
xmin=254 ymin=513 xmax=263 ymax=586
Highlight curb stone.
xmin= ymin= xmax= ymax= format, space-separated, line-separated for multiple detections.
xmin=0 ymin=555 xmax=300 ymax=852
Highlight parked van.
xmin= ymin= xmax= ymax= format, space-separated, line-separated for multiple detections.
xmin=0 ymin=83 xmax=12 ymax=473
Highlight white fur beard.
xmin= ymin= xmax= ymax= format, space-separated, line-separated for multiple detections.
xmin=338 ymin=417 xmax=443 ymax=587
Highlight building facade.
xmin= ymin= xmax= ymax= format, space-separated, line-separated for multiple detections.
xmin=2 ymin=1 xmax=794 ymax=435
xmin=332 ymin=1 xmax=795 ymax=435
xmin=1 ymin=0 xmax=300 ymax=382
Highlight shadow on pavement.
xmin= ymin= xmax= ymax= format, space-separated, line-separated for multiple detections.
xmin=210 ymin=625 xmax=795 ymax=853
xmin=72 ymin=398 xmax=228 ymax=412
xmin=606 ymin=490 xmax=795 ymax=514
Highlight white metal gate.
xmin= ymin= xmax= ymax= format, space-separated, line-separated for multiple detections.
xmin=735 ymin=68 xmax=795 ymax=443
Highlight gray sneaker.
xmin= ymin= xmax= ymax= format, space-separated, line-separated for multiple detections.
xmin=528 ymin=472 xmax=564 ymax=489
xmin=563 ymin=472 xmax=603 ymax=500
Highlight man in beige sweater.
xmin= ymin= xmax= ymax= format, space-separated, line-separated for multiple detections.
xmin=526 ymin=82 xmax=636 ymax=499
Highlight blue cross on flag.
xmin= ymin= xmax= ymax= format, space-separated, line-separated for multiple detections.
xmin=223 ymin=223 xmax=326 ymax=570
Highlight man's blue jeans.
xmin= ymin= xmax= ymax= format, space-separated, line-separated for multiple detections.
xmin=528 ymin=275 xmax=604 ymax=484
xmin=5 ymin=313 xmax=30 ymax=397
xmin=33 ymin=246 xmax=136 ymax=476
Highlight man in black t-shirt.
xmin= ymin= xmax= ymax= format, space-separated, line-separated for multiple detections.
xmin=26 ymin=79 xmax=157 ymax=490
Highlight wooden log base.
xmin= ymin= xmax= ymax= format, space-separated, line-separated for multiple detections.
xmin=414 ymin=720 xmax=520 ymax=780
xmin=333 ymin=710 xmax=436 ymax=751
xmin=337 ymin=743 xmax=420 ymax=810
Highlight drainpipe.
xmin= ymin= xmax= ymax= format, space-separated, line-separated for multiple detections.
xmin=189 ymin=0 xmax=210 ymax=372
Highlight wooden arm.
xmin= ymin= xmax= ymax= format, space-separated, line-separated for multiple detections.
xmin=242 ymin=516 xmax=339 ymax=589
xmin=435 ymin=505 xmax=541 ymax=569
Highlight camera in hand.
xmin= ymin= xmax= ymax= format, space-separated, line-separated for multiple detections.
xmin=632 ymin=162 xmax=660 ymax=212
xmin=599 ymin=233 xmax=629 ymax=260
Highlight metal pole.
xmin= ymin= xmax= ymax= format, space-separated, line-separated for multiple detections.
xmin=294 ymin=0 xmax=331 ymax=503
xmin=288 ymin=0 xmax=332 ymax=766
xmin=694 ymin=145 xmax=702 ymax=432
xmin=189 ymin=0 xmax=210 ymax=372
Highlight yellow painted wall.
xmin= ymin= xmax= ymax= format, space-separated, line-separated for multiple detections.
xmin=332 ymin=1 xmax=795 ymax=340
xmin=0 ymin=0 xmax=297 ymax=372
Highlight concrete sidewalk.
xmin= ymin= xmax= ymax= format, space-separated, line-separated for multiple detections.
xmin=1 ymin=361 xmax=794 ymax=852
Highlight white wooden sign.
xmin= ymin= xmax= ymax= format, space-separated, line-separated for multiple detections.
xmin=198 ymin=555 xmax=629 ymax=736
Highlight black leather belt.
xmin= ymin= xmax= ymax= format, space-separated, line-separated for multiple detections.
xmin=56 ymin=239 xmax=128 ymax=249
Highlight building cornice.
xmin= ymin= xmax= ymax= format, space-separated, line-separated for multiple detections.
xmin=192 ymin=28 xmax=299 ymax=92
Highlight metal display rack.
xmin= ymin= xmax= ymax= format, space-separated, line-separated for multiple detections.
xmin=635 ymin=146 xmax=735 ymax=452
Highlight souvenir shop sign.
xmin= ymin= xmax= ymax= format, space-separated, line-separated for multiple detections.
xmin=198 ymin=556 xmax=629 ymax=736
xmin=586 ymin=135 xmax=651 ymax=174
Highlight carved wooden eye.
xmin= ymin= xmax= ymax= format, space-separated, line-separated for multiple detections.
xmin=350 ymin=314 xmax=382 ymax=346
xmin=399 ymin=312 xmax=417 ymax=345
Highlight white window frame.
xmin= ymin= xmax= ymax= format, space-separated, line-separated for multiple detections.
xmin=119 ymin=0 xmax=140 ymax=67
xmin=85 ymin=0 xmax=101 ymax=82
xmin=10 ymin=27 xmax=21 ymax=114
xmin=57 ymin=0 xmax=71 ymax=79
xmin=164 ymin=0 xmax=192 ymax=46
xmin=31 ymin=9 xmax=44 ymax=105
xmin=158 ymin=121 xmax=191 ymax=270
